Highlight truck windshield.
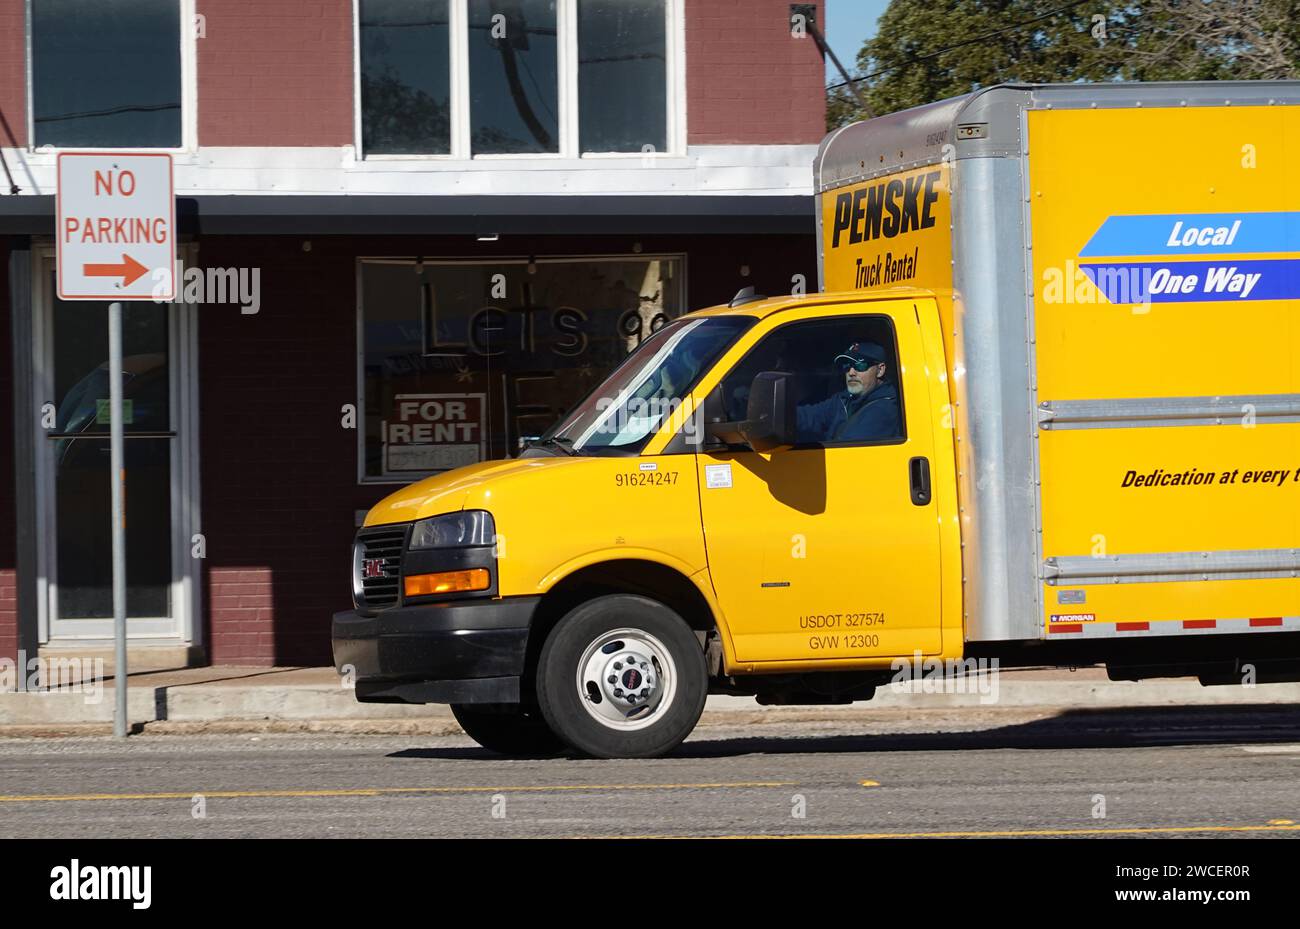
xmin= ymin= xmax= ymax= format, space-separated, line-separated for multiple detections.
xmin=544 ymin=316 xmax=754 ymax=455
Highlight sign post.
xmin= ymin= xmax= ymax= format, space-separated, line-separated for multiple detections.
xmin=108 ymin=299 xmax=126 ymax=738
xmin=57 ymin=153 xmax=175 ymax=739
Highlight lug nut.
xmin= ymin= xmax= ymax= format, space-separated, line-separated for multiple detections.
xmin=613 ymin=689 xmax=624 ymax=698
xmin=607 ymin=675 xmax=616 ymax=684
xmin=613 ymin=661 xmax=623 ymax=670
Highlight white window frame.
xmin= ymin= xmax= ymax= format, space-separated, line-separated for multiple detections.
xmin=355 ymin=0 xmax=685 ymax=161
xmin=25 ymin=0 xmax=199 ymax=155
xmin=30 ymin=242 xmax=203 ymax=648
xmin=574 ymin=0 xmax=686 ymax=160
xmin=355 ymin=253 xmax=689 ymax=484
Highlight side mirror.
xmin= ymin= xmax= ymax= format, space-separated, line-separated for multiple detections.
xmin=740 ymin=371 xmax=798 ymax=452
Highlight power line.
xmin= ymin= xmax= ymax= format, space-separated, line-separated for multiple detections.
xmin=826 ymin=0 xmax=1094 ymax=91
xmin=34 ymin=102 xmax=181 ymax=124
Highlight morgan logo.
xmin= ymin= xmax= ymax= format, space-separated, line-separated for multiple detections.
xmin=362 ymin=558 xmax=386 ymax=579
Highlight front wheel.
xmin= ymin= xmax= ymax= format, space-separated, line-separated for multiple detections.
xmin=450 ymin=703 xmax=566 ymax=757
xmin=536 ymin=595 xmax=708 ymax=758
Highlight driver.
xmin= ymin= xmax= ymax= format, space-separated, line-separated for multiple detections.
xmin=796 ymin=341 xmax=902 ymax=443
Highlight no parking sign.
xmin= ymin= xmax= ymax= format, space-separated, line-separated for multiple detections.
xmin=56 ymin=152 xmax=175 ymax=301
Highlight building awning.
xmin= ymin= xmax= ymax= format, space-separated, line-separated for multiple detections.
xmin=0 ymin=194 xmax=813 ymax=236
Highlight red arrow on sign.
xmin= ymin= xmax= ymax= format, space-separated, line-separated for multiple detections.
xmin=83 ymin=254 xmax=150 ymax=287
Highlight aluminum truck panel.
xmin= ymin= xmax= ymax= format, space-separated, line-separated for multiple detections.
xmin=815 ymin=96 xmax=970 ymax=193
xmin=950 ymin=154 xmax=1041 ymax=642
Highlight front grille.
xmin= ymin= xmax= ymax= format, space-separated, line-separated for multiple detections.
xmin=354 ymin=524 xmax=408 ymax=612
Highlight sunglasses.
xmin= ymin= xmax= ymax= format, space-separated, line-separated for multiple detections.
xmin=836 ymin=357 xmax=881 ymax=372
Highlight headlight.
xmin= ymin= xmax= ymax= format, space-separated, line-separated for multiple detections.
xmin=408 ymin=510 xmax=496 ymax=550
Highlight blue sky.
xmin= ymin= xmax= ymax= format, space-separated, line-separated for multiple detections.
xmin=824 ymin=0 xmax=889 ymax=82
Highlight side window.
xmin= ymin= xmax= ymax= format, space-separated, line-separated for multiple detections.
xmin=715 ymin=315 xmax=905 ymax=447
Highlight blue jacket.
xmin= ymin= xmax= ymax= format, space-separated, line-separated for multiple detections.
xmin=796 ymin=383 xmax=901 ymax=444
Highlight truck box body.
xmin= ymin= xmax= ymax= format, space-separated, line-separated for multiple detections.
xmin=816 ymin=82 xmax=1300 ymax=646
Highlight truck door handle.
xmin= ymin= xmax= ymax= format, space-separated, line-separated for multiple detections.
xmin=909 ymin=456 xmax=931 ymax=506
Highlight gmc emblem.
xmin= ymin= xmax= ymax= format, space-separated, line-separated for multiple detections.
xmin=361 ymin=558 xmax=385 ymax=579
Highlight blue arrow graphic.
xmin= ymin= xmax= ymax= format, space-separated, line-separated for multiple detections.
xmin=1080 ymin=212 xmax=1300 ymax=256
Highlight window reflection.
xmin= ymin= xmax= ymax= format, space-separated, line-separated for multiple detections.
xmin=32 ymin=0 xmax=181 ymax=148
xmin=468 ymin=0 xmax=559 ymax=154
xmin=360 ymin=257 xmax=684 ymax=478
xmin=51 ymin=291 xmax=173 ymax=619
xmin=360 ymin=0 xmax=452 ymax=155
xmin=578 ymin=0 xmax=667 ymax=153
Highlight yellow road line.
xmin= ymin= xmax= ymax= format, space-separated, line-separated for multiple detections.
xmin=582 ymin=823 xmax=1300 ymax=839
xmin=0 ymin=781 xmax=795 ymax=803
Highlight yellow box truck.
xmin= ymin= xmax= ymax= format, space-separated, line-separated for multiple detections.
xmin=335 ymin=82 xmax=1300 ymax=758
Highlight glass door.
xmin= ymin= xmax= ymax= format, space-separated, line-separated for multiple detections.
xmin=35 ymin=255 xmax=197 ymax=642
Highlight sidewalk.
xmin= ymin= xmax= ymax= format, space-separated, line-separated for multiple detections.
xmin=1 ymin=665 xmax=1297 ymax=736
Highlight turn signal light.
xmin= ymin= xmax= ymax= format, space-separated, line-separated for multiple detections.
xmin=404 ymin=569 xmax=490 ymax=598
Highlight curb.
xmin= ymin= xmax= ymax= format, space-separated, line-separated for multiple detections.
xmin=0 ymin=677 xmax=1297 ymax=732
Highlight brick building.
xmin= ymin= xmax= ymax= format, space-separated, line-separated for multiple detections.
xmin=0 ymin=0 xmax=826 ymax=668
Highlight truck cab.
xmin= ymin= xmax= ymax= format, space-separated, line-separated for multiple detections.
xmin=334 ymin=288 xmax=962 ymax=758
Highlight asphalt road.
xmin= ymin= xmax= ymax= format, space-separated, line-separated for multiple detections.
xmin=2 ymin=705 xmax=1299 ymax=838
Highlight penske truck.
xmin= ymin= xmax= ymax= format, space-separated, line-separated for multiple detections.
xmin=334 ymin=82 xmax=1300 ymax=758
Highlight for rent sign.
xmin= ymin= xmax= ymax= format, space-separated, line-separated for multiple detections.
xmin=383 ymin=393 xmax=487 ymax=473
xmin=56 ymin=152 xmax=175 ymax=301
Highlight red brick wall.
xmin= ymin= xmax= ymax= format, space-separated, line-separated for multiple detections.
xmin=0 ymin=0 xmax=25 ymax=148
xmin=685 ymin=0 xmax=825 ymax=145
xmin=206 ymin=567 xmax=276 ymax=665
xmin=197 ymin=0 xmax=354 ymax=147
xmin=0 ymin=569 xmax=13 ymax=665
xmin=197 ymin=233 xmax=815 ymax=666
xmin=198 ymin=237 xmax=363 ymax=665
xmin=0 ymin=238 xmax=16 ymax=664
xmin=2 ymin=0 xmax=828 ymax=152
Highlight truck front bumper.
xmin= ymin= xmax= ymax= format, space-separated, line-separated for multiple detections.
xmin=332 ymin=596 xmax=540 ymax=705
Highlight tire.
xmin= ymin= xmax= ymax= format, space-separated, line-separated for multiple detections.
xmin=536 ymin=595 xmax=708 ymax=759
xmin=450 ymin=703 xmax=566 ymax=757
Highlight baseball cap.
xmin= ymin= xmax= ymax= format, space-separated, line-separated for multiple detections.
xmin=834 ymin=341 xmax=887 ymax=370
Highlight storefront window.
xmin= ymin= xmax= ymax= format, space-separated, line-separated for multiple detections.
xmin=31 ymin=0 xmax=182 ymax=148
xmin=359 ymin=256 xmax=685 ymax=480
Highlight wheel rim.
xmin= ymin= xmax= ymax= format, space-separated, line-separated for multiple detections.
xmin=575 ymin=627 xmax=677 ymax=731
